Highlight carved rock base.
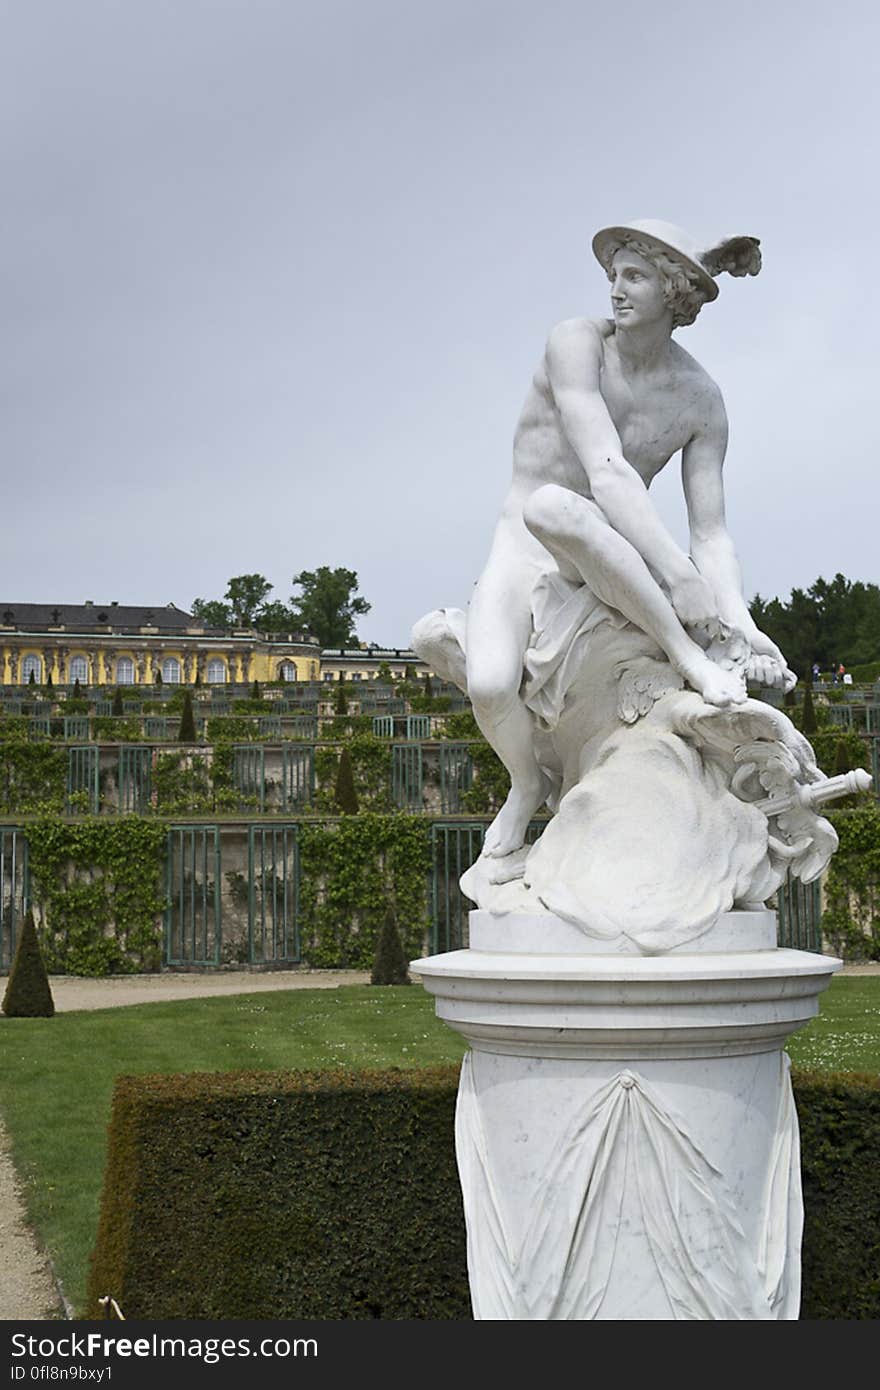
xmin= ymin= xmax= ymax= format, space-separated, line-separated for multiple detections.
xmin=411 ymin=910 xmax=840 ymax=1320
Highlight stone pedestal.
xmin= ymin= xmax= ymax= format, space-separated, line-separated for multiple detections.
xmin=411 ymin=909 xmax=840 ymax=1320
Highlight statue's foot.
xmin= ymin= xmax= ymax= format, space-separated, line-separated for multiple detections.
xmin=483 ymin=774 xmax=551 ymax=858
xmin=677 ymin=650 xmax=747 ymax=708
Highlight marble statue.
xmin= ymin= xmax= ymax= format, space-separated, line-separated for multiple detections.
xmin=410 ymin=221 xmax=870 ymax=1320
xmin=413 ymin=219 xmax=867 ymax=952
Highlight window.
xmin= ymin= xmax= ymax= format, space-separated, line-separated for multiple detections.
xmin=21 ymin=654 xmax=42 ymax=683
xmin=116 ymin=657 xmax=134 ymax=685
xmin=206 ymin=658 xmax=227 ymax=685
xmin=279 ymin=662 xmax=297 ymax=682
xmin=323 ymin=672 xmax=335 ymax=682
xmin=351 ymin=672 xmax=362 ymax=681
xmin=162 ymin=657 xmax=181 ymax=684
xmin=69 ymin=655 xmax=89 ymax=684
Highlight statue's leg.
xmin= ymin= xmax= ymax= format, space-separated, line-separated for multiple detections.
xmin=467 ymin=531 xmax=551 ymax=858
xmin=523 ymin=484 xmax=747 ymax=708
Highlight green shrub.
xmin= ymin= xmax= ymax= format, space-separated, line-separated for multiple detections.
xmin=26 ymin=817 xmax=168 ymax=976
xmin=334 ymin=746 xmax=359 ymax=814
xmin=314 ymin=734 xmax=392 ymax=813
xmin=849 ymin=662 xmax=880 ymax=684
xmin=822 ymin=806 xmax=880 ymax=960
xmin=371 ymin=907 xmax=411 ymax=985
xmin=86 ymin=1067 xmax=469 ymax=1320
xmin=795 ymin=1069 xmax=880 ymax=1319
xmin=298 ymin=814 xmax=431 ymax=969
xmin=177 ymin=690 xmax=197 ymax=743
xmin=0 ymin=739 xmax=66 ymax=814
xmin=2 ymin=910 xmax=54 ymax=1017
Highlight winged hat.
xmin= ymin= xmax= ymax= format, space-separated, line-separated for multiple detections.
xmin=592 ymin=218 xmax=762 ymax=301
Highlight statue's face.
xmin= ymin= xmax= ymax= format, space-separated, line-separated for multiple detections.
xmin=608 ymin=249 xmax=669 ymax=328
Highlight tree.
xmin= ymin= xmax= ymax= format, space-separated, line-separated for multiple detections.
xmin=376 ymin=662 xmax=394 ymax=685
xmin=749 ymin=573 xmax=880 ymax=676
xmin=334 ymin=747 xmax=359 ymax=814
xmin=423 ymin=672 xmax=434 ymax=698
xmin=801 ymin=678 xmax=818 ymax=735
xmin=255 ymin=600 xmax=297 ymax=633
xmin=225 ymin=575 xmax=273 ymax=628
xmin=112 ymin=687 xmax=124 ymax=716
xmin=334 ymin=682 xmax=348 ymax=716
xmin=251 ymin=679 xmax=261 ymax=701
xmin=191 ymin=598 xmax=232 ymax=629
xmin=2 ymin=911 xmax=54 ymax=1018
xmin=178 ymin=689 xmax=197 ymax=742
xmin=289 ymin=567 xmax=371 ymax=649
xmin=371 ymin=906 xmax=411 ymax=986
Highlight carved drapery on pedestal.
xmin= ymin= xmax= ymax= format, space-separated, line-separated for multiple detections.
xmin=455 ymin=1054 xmax=800 ymax=1321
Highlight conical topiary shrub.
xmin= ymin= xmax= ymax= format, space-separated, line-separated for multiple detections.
xmin=371 ymin=907 xmax=411 ymax=986
xmin=112 ymin=687 xmax=124 ymax=716
xmin=251 ymin=679 xmax=261 ymax=701
xmin=334 ymin=681 xmax=348 ymax=716
xmin=801 ymin=679 xmax=818 ymax=735
xmin=334 ymin=747 xmax=359 ymax=814
xmin=2 ymin=911 xmax=54 ymax=1018
xmin=178 ymin=689 xmax=197 ymax=742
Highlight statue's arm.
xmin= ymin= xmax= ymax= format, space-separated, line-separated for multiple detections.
xmin=546 ymin=321 xmax=718 ymax=628
xmin=682 ymin=403 xmax=795 ymax=687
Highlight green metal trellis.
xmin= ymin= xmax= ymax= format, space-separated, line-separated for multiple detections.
xmin=247 ymin=824 xmax=301 ymax=963
xmin=0 ymin=827 xmax=28 ymax=969
xmin=165 ymin=825 xmax=221 ymax=965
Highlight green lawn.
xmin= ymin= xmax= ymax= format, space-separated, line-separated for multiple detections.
xmin=0 ymin=974 xmax=876 ymax=1317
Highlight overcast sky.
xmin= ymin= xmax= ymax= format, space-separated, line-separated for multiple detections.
xmin=3 ymin=0 xmax=878 ymax=645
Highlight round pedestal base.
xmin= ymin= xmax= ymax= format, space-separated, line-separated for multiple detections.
xmin=411 ymin=909 xmax=840 ymax=1320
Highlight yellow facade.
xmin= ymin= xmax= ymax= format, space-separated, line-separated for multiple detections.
xmin=1 ymin=635 xmax=320 ymax=688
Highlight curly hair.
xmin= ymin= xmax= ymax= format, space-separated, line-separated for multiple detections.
xmin=606 ymin=236 xmax=710 ymax=330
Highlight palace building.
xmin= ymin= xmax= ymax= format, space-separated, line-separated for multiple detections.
xmin=0 ymin=601 xmax=430 ymax=688
xmin=0 ymin=601 xmax=320 ymax=687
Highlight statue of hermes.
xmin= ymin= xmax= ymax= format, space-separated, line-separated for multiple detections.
xmin=458 ymin=218 xmax=795 ymax=859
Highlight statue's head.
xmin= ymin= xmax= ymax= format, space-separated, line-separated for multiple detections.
xmin=592 ymin=219 xmax=762 ymax=330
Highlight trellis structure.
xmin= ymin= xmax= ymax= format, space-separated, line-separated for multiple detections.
xmin=247 ymin=824 xmax=301 ymax=963
xmin=67 ymin=746 xmax=100 ymax=813
xmin=165 ymin=825 xmax=222 ymax=965
xmin=0 ymin=827 xmax=27 ymax=969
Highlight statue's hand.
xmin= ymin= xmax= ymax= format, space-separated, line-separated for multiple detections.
xmin=669 ymin=570 xmax=721 ymax=637
xmin=747 ymin=630 xmax=797 ymax=691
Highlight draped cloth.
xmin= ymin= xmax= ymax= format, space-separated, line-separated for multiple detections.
xmin=521 ymin=571 xmax=628 ymax=729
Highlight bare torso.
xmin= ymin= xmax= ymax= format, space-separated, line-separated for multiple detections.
xmin=505 ymin=318 xmax=719 ymax=520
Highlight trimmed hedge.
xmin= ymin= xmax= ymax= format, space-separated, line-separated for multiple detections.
xmin=797 ymin=1069 xmax=880 ymax=1319
xmin=87 ymin=1066 xmax=469 ymax=1320
xmin=87 ymin=1065 xmax=879 ymax=1320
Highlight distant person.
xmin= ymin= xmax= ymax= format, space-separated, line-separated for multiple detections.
xmin=811 ymin=662 xmax=820 ymax=682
